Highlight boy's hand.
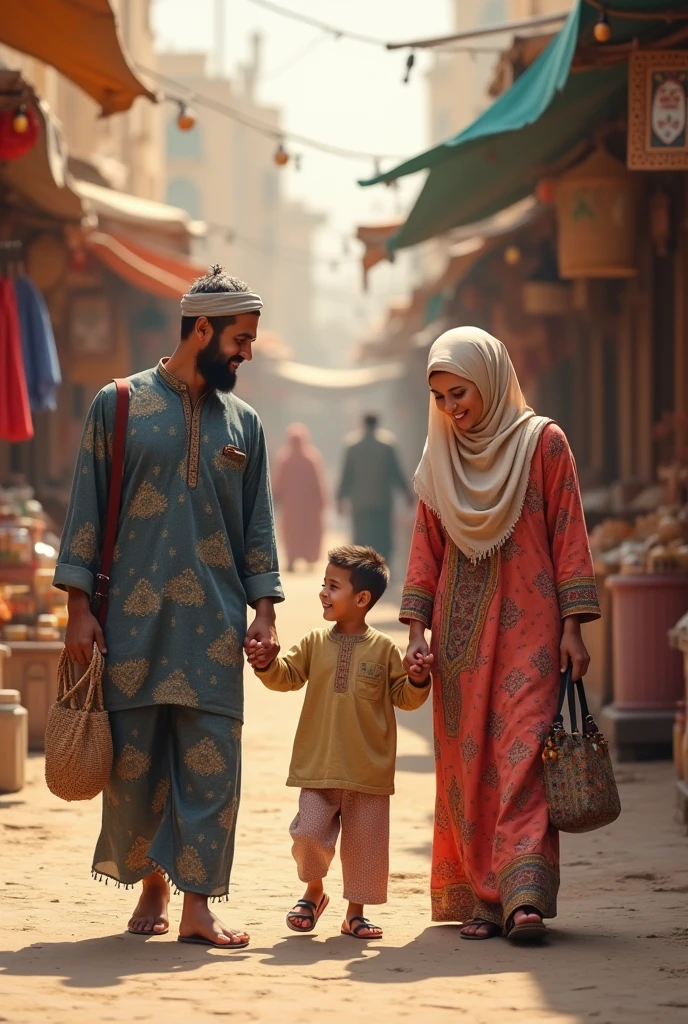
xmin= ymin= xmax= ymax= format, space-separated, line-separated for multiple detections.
xmin=409 ymin=652 xmax=433 ymax=685
xmin=246 ymin=638 xmax=275 ymax=671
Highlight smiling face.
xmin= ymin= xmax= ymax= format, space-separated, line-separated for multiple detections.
xmin=194 ymin=312 xmax=260 ymax=392
xmin=429 ymin=370 xmax=484 ymax=433
xmin=319 ymin=562 xmax=370 ymax=623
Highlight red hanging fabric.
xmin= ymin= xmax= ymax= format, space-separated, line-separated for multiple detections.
xmin=0 ymin=277 xmax=34 ymax=442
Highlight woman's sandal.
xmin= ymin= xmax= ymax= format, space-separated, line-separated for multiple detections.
xmin=341 ymin=916 xmax=383 ymax=940
xmin=459 ymin=919 xmax=502 ymax=941
xmin=286 ymin=893 xmax=329 ymax=933
xmin=504 ymin=906 xmax=547 ymax=945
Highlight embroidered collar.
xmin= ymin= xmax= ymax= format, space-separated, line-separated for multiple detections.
xmin=157 ymin=358 xmax=188 ymax=393
xmin=328 ymin=626 xmax=374 ymax=645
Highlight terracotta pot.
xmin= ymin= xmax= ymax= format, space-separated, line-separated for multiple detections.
xmin=606 ymin=574 xmax=688 ymax=710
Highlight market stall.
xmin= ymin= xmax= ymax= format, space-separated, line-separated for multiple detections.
xmin=0 ymin=485 xmax=64 ymax=748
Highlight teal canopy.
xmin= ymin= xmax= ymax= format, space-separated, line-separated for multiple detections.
xmin=360 ymin=0 xmax=688 ymax=250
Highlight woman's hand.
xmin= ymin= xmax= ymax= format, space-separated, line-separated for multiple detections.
xmin=560 ymin=616 xmax=590 ymax=681
xmin=404 ymin=622 xmax=433 ymax=683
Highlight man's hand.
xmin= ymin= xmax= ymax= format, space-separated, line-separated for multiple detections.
xmin=65 ymin=587 xmax=106 ymax=664
xmin=244 ymin=597 xmax=279 ymax=667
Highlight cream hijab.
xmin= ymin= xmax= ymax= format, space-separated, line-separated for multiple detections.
xmin=414 ymin=327 xmax=550 ymax=561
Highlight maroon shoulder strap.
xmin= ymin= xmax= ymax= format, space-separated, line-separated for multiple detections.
xmin=95 ymin=378 xmax=129 ymax=626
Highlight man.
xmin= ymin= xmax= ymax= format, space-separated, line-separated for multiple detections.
xmin=336 ymin=413 xmax=412 ymax=566
xmin=54 ymin=265 xmax=283 ymax=949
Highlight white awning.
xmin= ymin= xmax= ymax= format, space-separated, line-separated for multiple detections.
xmin=268 ymin=360 xmax=405 ymax=390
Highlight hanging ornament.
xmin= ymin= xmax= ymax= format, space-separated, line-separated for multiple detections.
xmin=403 ymin=51 xmax=415 ymax=85
xmin=594 ymin=10 xmax=611 ymax=43
xmin=504 ymin=245 xmax=521 ymax=266
xmin=0 ymin=104 xmax=38 ymax=161
xmin=274 ymin=141 xmax=290 ymax=167
xmin=535 ymin=178 xmax=555 ymax=205
xmin=176 ymin=102 xmax=197 ymax=132
xmin=12 ymin=106 xmax=29 ymax=134
xmin=294 ymin=153 xmax=302 ymax=171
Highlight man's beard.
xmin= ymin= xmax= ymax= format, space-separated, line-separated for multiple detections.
xmin=196 ymin=335 xmax=241 ymax=392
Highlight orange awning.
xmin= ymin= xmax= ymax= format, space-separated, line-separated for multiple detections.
xmin=0 ymin=0 xmax=155 ymax=116
xmin=86 ymin=232 xmax=206 ymax=299
xmin=356 ymin=221 xmax=403 ymax=290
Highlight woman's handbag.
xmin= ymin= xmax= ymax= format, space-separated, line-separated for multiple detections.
xmin=44 ymin=379 xmax=129 ymax=801
xmin=542 ymin=666 xmax=621 ymax=833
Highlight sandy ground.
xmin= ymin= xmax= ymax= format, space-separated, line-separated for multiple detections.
xmin=2 ymin=554 xmax=688 ymax=1023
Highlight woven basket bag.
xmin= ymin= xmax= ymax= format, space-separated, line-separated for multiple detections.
xmin=45 ymin=646 xmax=113 ymax=801
xmin=44 ymin=378 xmax=129 ymax=803
xmin=542 ymin=667 xmax=621 ymax=834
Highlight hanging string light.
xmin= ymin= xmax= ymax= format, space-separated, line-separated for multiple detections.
xmin=176 ymin=102 xmax=197 ymax=131
xmin=403 ymin=50 xmax=416 ymax=84
xmin=12 ymin=106 xmax=29 ymax=134
xmin=274 ymin=141 xmax=290 ymax=166
xmin=594 ymin=8 xmax=612 ymax=43
xmin=504 ymin=245 xmax=521 ymax=266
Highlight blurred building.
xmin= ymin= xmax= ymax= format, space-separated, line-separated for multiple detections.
xmin=158 ymin=39 xmax=324 ymax=360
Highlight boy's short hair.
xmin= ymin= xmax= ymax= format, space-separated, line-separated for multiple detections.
xmin=327 ymin=545 xmax=390 ymax=608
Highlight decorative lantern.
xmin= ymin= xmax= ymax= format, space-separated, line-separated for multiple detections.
xmin=555 ymin=148 xmax=638 ymax=278
xmin=594 ymin=11 xmax=612 ymax=44
xmin=0 ymin=104 xmax=38 ymax=161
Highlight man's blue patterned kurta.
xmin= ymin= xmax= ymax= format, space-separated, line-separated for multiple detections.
xmin=54 ymin=360 xmax=284 ymax=720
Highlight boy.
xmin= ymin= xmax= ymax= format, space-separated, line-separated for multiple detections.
xmin=247 ymin=545 xmax=432 ymax=940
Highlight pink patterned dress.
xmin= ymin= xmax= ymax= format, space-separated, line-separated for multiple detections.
xmin=400 ymin=423 xmax=600 ymax=927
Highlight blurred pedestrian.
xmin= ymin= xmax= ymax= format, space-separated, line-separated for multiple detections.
xmin=401 ymin=327 xmax=600 ymax=944
xmin=336 ymin=413 xmax=412 ymax=565
xmin=272 ymin=423 xmax=328 ymax=572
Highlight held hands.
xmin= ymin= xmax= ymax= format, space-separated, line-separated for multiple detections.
xmin=245 ymin=637 xmax=275 ymax=671
xmin=404 ymin=628 xmax=434 ymax=685
xmin=244 ymin=601 xmax=279 ymax=671
xmin=560 ymin=616 xmax=590 ymax=681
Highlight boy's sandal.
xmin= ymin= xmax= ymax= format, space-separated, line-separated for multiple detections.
xmin=504 ymin=907 xmax=547 ymax=944
xmin=341 ymin=916 xmax=383 ymax=940
xmin=286 ymin=893 xmax=329 ymax=933
xmin=459 ymin=919 xmax=502 ymax=941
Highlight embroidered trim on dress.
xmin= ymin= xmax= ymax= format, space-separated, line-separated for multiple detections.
xmin=498 ymin=853 xmax=559 ymax=923
xmin=328 ymin=628 xmax=373 ymax=694
xmin=557 ymin=575 xmax=600 ymax=619
xmin=400 ymin=585 xmax=434 ymax=627
xmin=438 ymin=541 xmax=498 ymax=738
xmin=430 ymin=882 xmax=475 ymax=923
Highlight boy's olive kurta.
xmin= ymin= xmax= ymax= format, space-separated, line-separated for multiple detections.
xmin=54 ymin=360 xmax=284 ymax=720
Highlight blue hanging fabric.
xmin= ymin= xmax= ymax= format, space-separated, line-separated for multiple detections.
xmin=14 ymin=275 xmax=62 ymax=413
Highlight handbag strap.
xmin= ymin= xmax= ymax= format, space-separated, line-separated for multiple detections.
xmin=554 ymin=665 xmax=598 ymax=735
xmin=56 ymin=646 xmax=105 ymax=712
xmin=93 ymin=378 xmax=129 ymax=627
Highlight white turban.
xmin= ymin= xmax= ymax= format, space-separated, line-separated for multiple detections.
xmin=180 ymin=291 xmax=263 ymax=317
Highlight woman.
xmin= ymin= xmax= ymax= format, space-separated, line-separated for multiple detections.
xmin=272 ymin=424 xmax=328 ymax=572
xmin=401 ymin=328 xmax=600 ymax=944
